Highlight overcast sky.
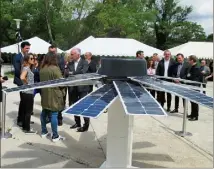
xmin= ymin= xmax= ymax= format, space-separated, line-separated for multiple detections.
xmin=179 ymin=0 xmax=213 ymax=35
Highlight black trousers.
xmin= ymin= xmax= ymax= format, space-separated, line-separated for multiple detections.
xmin=190 ymin=102 xmax=199 ymax=118
xmin=149 ymin=89 xmax=156 ymax=98
xmin=17 ymin=92 xmax=24 ymax=123
xmin=174 ymin=96 xmax=185 ymax=110
xmin=21 ymin=93 xmax=34 ymax=131
xmin=157 ymin=91 xmax=171 ymax=109
xmin=58 ymin=87 xmax=67 ymax=122
xmin=68 ymin=87 xmax=89 ymax=128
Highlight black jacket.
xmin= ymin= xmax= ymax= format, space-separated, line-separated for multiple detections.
xmin=87 ymin=60 xmax=97 ymax=73
xmin=171 ymin=61 xmax=190 ymax=79
xmin=65 ymin=58 xmax=90 ymax=92
xmin=156 ymin=58 xmax=175 ymax=77
xmin=186 ymin=64 xmax=202 ymax=87
xmin=13 ymin=53 xmax=23 ymax=86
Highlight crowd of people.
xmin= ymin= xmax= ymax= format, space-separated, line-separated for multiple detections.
xmin=0 ymin=41 xmax=212 ymax=142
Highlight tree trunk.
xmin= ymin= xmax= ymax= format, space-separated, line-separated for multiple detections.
xmin=44 ymin=0 xmax=54 ymax=44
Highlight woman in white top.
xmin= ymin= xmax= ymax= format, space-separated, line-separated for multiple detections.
xmin=147 ymin=58 xmax=156 ymax=97
xmin=20 ymin=53 xmax=36 ymax=134
xmin=147 ymin=59 xmax=156 ymax=75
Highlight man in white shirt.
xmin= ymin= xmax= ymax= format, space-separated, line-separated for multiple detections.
xmin=156 ymin=50 xmax=176 ymax=111
xmin=65 ymin=48 xmax=90 ymax=132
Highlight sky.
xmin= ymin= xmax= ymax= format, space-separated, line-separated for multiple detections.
xmin=179 ymin=0 xmax=213 ymax=35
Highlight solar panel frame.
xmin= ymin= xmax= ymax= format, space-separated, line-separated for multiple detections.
xmin=113 ymin=81 xmax=167 ymax=116
xmin=130 ymin=76 xmax=213 ymax=109
xmin=62 ymin=84 xmax=118 ymax=118
xmin=3 ymin=73 xmax=104 ymax=93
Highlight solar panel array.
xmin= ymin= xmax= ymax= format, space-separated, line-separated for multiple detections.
xmin=131 ymin=76 xmax=213 ymax=109
xmin=113 ymin=81 xmax=167 ymax=116
xmin=4 ymin=73 xmax=103 ymax=93
xmin=62 ymin=84 xmax=118 ymax=118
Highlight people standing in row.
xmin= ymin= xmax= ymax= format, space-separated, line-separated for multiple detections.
xmin=13 ymin=41 xmax=31 ymax=127
xmin=200 ymin=60 xmax=210 ymax=94
xmin=152 ymin=53 xmax=160 ymax=69
xmin=147 ymin=59 xmax=156 ymax=97
xmin=186 ymin=55 xmax=202 ymax=121
xmin=156 ymin=50 xmax=175 ymax=111
xmin=85 ymin=52 xmax=97 ymax=92
xmin=65 ymin=48 xmax=90 ymax=132
xmin=39 ymin=52 xmax=65 ymax=142
xmin=170 ymin=53 xmax=189 ymax=113
xmin=20 ymin=53 xmax=36 ymax=134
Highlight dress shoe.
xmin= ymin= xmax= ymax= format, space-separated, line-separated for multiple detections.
xmin=31 ymin=112 xmax=34 ymax=115
xmin=170 ymin=109 xmax=178 ymax=113
xmin=30 ymin=121 xmax=34 ymax=124
xmin=77 ymin=127 xmax=88 ymax=132
xmin=167 ymin=108 xmax=171 ymax=112
xmin=188 ymin=117 xmax=198 ymax=121
xmin=187 ymin=115 xmax=192 ymax=118
xmin=70 ymin=124 xmax=81 ymax=129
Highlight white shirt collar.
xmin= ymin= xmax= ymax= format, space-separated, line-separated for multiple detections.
xmin=75 ymin=57 xmax=81 ymax=63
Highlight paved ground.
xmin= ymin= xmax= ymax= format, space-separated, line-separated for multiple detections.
xmin=1 ymin=79 xmax=213 ymax=168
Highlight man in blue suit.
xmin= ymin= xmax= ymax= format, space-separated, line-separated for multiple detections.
xmin=13 ymin=41 xmax=31 ymax=127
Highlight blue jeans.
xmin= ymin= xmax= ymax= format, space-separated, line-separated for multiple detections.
xmin=40 ymin=110 xmax=59 ymax=139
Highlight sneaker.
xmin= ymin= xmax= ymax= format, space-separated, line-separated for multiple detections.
xmin=24 ymin=129 xmax=37 ymax=135
xmin=52 ymin=135 xmax=65 ymax=142
xmin=41 ymin=132 xmax=50 ymax=138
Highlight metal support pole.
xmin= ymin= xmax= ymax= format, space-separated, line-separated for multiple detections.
xmin=175 ymin=99 xmax=192 ymax=137
xmin=1 ymin=92 xmax=12 ymax=139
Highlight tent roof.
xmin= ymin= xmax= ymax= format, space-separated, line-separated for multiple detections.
xmin=169 ymin=41 xmax=213 ymax=59
xmin=1 ymin=36 xmax=64 ymax=54
xmin=66 ymin=36 xmax=163 ymax=57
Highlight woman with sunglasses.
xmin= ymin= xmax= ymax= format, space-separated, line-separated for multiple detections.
xmin=20 ymin=53 xmax=37 ymax=134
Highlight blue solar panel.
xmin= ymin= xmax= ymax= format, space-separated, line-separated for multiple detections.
xmin=131 ymin=76 xmax=213 ymax=109
xmin=3 ymin=73 xmax=103 ymax=93
xmin=113 ymin=81 xmax=167 ymax=116
xmin=62 ymin=84 xmax=118 ymax=118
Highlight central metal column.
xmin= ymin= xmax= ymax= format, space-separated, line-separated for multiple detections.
xmin=1 ymin=92 xmax=12 ymax=139
xmin=100 ymin=97 xmax=135 ymax=168
xmin=175 ymin=99 xmax=192 ymax=137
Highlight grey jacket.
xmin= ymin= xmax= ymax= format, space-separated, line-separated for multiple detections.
xmin=65 ymin=58 xmax=90 ymax=92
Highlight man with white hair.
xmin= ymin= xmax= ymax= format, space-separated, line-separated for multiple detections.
xmin=65 ymin=48 xmax=90 ymax=132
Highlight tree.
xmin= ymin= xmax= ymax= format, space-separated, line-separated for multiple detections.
xmin=148 ymin=0 xmax=206 ymax=49
xmin=206 ymin=33 xmax=213 ymax=42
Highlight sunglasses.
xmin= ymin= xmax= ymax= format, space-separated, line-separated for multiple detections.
xmin=30 ymin=57 xmax=35 ymax=60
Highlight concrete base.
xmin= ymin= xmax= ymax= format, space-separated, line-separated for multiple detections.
xmin=175 ymin=131 xmax=192 ymax=137
xmin=1 ymin=132 xmax=12 ymax=139
xmin=100 ymin=161 xmax=137 ymax=168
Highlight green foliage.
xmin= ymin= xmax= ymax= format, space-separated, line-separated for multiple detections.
xmin=0 ymin=0 xmax=210 ymax=52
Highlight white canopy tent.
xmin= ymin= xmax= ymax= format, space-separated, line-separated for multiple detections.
xmin=1 ymin=36 xmax=64 ymax=54
xmin=66 ymin=36 xmax=163 ymax=57
xmin=169 ymin=41 xmax=213 ymax=59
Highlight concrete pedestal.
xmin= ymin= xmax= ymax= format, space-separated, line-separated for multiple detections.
xmin=100 ymin=97 xmax=136 ymax=168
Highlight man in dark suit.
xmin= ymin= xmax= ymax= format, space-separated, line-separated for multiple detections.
xmin=156 ymin=50 xmax=175 ymax=111
xmin=170 ymin=53 xmax=190 ymax=113
xmin=186 ymin=55 xmax=202 ymax=121
xmin=84 ymin=52 xmax=97 ymax=92
xmin=13 ymin=41 xmax=31 ymax=127
xmin=65 ymin=48 xmax=90 ymax=132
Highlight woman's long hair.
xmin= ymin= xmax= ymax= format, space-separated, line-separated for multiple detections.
xmin=40 ymin=52 xmax=58 ymax=68
xmin=22 ymin=53 xmax=34 ymax=70
xmin=147 ymin=58 xmax=155 ymax=69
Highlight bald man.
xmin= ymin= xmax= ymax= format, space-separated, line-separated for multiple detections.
xmin=65 ymin=48 xmax=90 ymax=132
